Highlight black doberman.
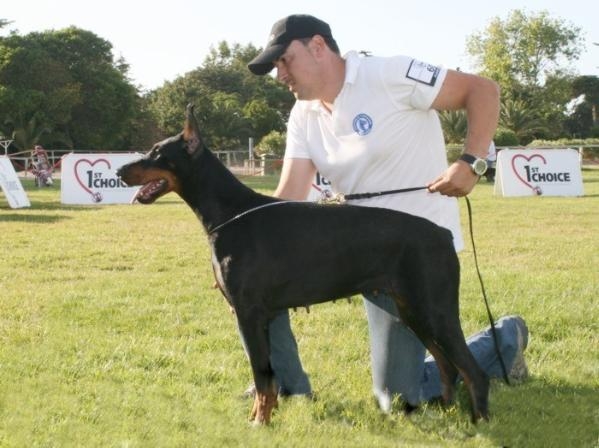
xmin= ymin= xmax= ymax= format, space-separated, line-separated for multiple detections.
xmin=117 ymin=105 xmax=489 ymax=425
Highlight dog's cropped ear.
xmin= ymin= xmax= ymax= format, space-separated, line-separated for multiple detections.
xmin=184 ymin=103 xmax=203 ymax=157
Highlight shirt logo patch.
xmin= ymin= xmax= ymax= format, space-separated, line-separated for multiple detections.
xmin=352 ymin=113 xmax=373 ymax=136
xmin=406 ymin=59 xmax=440 ymax=86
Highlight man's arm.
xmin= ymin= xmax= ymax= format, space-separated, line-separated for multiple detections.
xmin=427 ymin=70 xmax=500 ymax=197
xmin=274 ymin=158 xmax=318 ymax=200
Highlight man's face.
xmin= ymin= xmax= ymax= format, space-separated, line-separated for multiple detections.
xmin=273 ymin=38 xmax=320 ymax=100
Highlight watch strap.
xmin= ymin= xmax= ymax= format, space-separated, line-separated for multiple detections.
xmin=458 ymin=153 xmax=477 ymax=165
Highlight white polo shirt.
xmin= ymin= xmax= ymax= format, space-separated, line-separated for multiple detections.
xmin=285 ymin=51 xmax=464 ymax=250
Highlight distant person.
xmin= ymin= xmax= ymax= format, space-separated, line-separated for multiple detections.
xmin=31 ymin=145 xmax=53 ymax=187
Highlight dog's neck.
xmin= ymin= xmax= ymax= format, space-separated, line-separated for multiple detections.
xmin=181 ymin=149 xmax=277 ymax=233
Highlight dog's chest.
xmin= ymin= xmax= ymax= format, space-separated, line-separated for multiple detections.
xmin=211 ymin=251 xmax=232 ymax=299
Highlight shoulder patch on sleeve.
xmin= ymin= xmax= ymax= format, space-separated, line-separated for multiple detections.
xmin=406 ymin=59 xmax=441 ymax=86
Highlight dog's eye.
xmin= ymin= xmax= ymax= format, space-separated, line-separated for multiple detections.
xmin=146 ymin=146 xmax=159 ymax=158
xmin=150 ymin=148 xmax=163 ymax=161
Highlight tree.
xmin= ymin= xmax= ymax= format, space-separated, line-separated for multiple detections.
xmin=571 ymin=76 xmax=599 ymax=130
xmin=0 ymin=32 xmax=81 ymax=149
xmin=5 ymin=115 xmax=51 ymax=150
xmin=466 ymin=10 xmax=584 ymax=92
xmin=499 ymin=98 xmax=548 ymax=144
xmin=41 ymin=27 xmax=138 ymax=149
xmin=208 ymin=91 xmax=251 ymax=151
xmin=121 ymin=95 xmax=165 ymax=151
xmin=256 ymin=130 xmax=286 ymax=158
xmin=148 ymin=41 xmax=292 ymax=152
xmin=243 ymin=98 xmax=285 ymax=140
xmin=564 ymin=102 xmax=595 ymax=138
xmin=439 ymin=110 xmax=467 ymax=144
xmin=0 ymin=27 xmax=138 ymax=150
xmin=466 ymin=10 xmax=584 ymax=141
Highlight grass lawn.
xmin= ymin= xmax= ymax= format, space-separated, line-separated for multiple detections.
xmin=0 ymin=168 xmax=598 ymax=447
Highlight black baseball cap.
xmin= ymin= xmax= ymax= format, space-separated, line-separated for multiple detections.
xmin=248 ymin=14 xmax=333 ymax=75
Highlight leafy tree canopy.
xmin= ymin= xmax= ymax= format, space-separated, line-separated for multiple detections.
xmin=467 ymin=9 xmax=584 ymax=91
xmin=0 ymin=27 xmax=138 ymax=150
xmin=148 ymin=41 xmax=293 ymax=152
xmin=464 ymin=10 xmax=590 ymax=141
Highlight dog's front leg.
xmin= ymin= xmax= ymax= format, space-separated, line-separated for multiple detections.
xmin=236 ymin=308 xmax=278 ymax=425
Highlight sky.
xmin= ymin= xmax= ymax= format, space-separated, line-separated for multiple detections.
xmin=2 ymin=0 xmax=598 ymax=91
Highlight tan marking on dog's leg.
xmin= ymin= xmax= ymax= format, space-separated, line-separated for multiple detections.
xmin=249 ymin=384 xmax=278 ymax=425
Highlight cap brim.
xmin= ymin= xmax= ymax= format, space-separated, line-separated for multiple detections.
xmin=248 ymin=43 xmax=287 ymax=75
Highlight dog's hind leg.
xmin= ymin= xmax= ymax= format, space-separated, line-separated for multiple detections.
xmin=393 ymin=251 xmax=490 ymax=422
xmin=423 ymin=343 xmax=459 ymax=405
xmin=405 ymin=300 xmax=490 ymax=422
xmin=236 ymin=306 xmax=278 ymax=425
xmin=430 ymin=318 xmax=490 ymax=422
xmin=391 ymin=284 xmax=489 ymax=421
xmin=390 ymin=301 xmax=459 ymax=406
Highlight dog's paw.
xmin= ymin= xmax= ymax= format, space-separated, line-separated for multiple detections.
xmin=248 ymin=390 xmax=278 ymax=425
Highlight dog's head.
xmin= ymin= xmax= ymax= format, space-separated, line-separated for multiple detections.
xmin=117 ymin=104 xmax=204 ymax=204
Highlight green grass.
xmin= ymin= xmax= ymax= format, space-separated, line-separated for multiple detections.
xmin=1 ymin=170 xmax=598 ymax=447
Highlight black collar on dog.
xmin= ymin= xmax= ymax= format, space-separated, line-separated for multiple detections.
xmin=208 ymin=201 xmax=297 ymax=235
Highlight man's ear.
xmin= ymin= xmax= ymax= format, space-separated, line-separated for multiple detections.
xmin=310 ymin=34 xmax=327 ymax=58
xmin=183 ymin=103 xmax=203 ymax=156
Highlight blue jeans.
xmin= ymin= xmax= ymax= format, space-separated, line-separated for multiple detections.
xmin=261 ymin=295 xmax=526 ymax=407
xmin=239 ymin=311 xmax=312 ymax=395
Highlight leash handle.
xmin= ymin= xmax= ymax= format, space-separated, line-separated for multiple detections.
xmin=464 ymin=196 xmax=510 ymax=385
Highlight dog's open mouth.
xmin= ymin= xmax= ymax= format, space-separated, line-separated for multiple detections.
xmin=135 ymin=179 xmax=168 ymax=204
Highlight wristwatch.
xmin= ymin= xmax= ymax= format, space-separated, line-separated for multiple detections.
xmin=458 ymin=153 xmax=488 ymax=176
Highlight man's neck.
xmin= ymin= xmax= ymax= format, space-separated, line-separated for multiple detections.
xmin=320 ymin=56 xmax=346 ymax=111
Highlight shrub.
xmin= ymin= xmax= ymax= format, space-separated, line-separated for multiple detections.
xmin=494 ymin=128 xmax=519 ymax=146
xmin=255 ymin=130 xmax=286 ymax=158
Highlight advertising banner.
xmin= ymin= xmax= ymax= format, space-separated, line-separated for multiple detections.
xmin=61 ymin=153 xmax=141 ymax=205
xmin=494 ymin=149 xmax=584 ymax=197
xmin=0 ymin=156 xmax=30 ymax=208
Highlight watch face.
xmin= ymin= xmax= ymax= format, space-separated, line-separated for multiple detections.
xmin=473 ymin=159 xmax=488 ymax=175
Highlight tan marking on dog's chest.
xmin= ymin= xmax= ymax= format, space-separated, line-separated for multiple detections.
xmin=212 ymin=253 xmax=232 ymax=300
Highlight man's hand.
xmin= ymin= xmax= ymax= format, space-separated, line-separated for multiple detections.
xmin=427 ymin=161 xmax=480 ymax=197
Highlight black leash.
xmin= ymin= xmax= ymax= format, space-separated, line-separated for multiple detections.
xmin=339 ymin=186 xmax=510 ymax=385
xmin=319 ymin=186 xmax=429 ymax=203
xmin=344 ymin=186 xmax=429 ymax=200
xmin=464 ymin=196 xmax=510 ymax=385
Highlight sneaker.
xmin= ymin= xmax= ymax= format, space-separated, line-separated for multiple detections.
xmin=508 ymin=316 xmax=529 ymax=382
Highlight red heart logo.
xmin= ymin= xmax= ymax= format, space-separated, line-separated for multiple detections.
xmin=74 ymin=158 xmax=111 ymax=198
xmin=511 ymin=154 xmax=547 ymax=190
